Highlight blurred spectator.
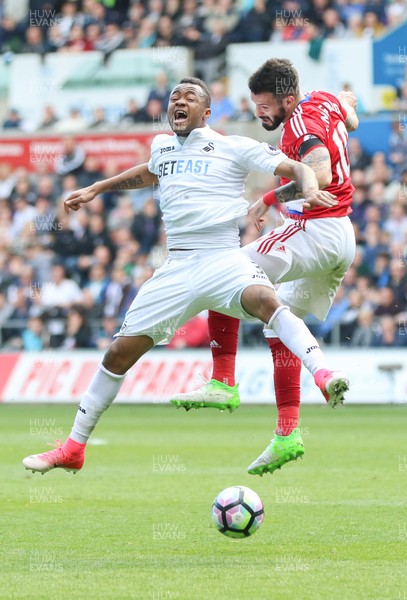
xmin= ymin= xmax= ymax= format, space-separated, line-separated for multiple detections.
xmin=121 ymin=21 xmax=138 ymax=48
xmin=2 ymin=108 xmax=22 ymax=130
xmin=131 ymin=198 xmax=161 ymax=254
xmin=40 ymin=263 xmax=83 ymax=309
xmin=351 ymin=309 xmax=376 ymax=347
xmin=64 ymin=24 xmax=93 ymax=52
xmin=203 ymin=0 xmax=239 ymax=35
xmin=0 ymin=290 xmax=13 ymax=326
xmin=154 ymin=14 xmax=180 ymax=47
xmin=137 ymin=98 xmax=165 ymax=123
xmin=388 ymin=257 xmax=407 ymax=306
xmin=84 ymin=23 xmax=102 ymax=49
xmin=236 ymin=0 xmax=273 ymax=43
xmin=21 ymin=26 xmax=48 ymax=53
xmin=207 ymin=80 xmax=235 ymax=125
xmin=348 ymin=137 xmax=371 ymax=170
xmin=147 ymin=72 xmax=172 ymax=111
xmin=231 ymin=97 xmax=256 ymax=122
xmin=193 ymin=21 xmax=230 ymax=83
xmin=135 ymin=17 xmax=157 ymax=47
xmin=308 ymin=0 xmax=334 ymax=27
xmin=38 ymin=105 xmax=59 ymax=130
xmin=54 ymin=137 xmax=86 ymax=177
xmin=102 ymin=265 xmax=133 ymax=318
xmin=383 ymin=202 xmax=407 ymax=244
xmin=365 ymin=152 xmax=391 ymax=185
xmin=54 ymin=108 xmax=88 ymax=133
xmin=0 ymin=163 xmax=16 ymax=199
xmin=372 ymin=315 xmax=407 ymax=347
xmin=10 ymin=197 xmax=37 ymax=240
xmin=339 ymin=289 xmax=366 ymax=343
xmin=78 ymin=156 xmax=105 ymax=188
xmin=10 ymin=175 xmax=37 ymax=206
xmin=22 ymin=316 xmax=46 ymax=351
xmin=371 ymin=252 xmax=391 ymax=288
xmin=386 ymin=0 xmax=407 ymax=27
xmin=55 ymin=1 xmax=85 ymax=43
xmin=373 ymin=287 xmax=400 ymax=318
xmin=62 ymin=305 xmax=95 ymax=349
xmin=321 ymin=8 xmax=347 ymax=38
xmin=89 ymin=107 xmax=110 ymax=130
xmin=95 ymin=315 xmax=120 ymax=350
xmin=95 ymin=22 xmax=125 ymax=54
xmin=84 ymin=263 xmax=109 ymax=304
xmin=46 ymin=24 xmax=66 ymax=52
xmin=388 ymin=121 xmax=407 ymax=174
xmin=120 ymin=98 xmax=146 ymax=124
xmin=361 ymin=10 xmax=386 ymax=38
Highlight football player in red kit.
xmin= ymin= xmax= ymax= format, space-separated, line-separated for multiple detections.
xmin=170 ymin=59 xmax=358 ymax=477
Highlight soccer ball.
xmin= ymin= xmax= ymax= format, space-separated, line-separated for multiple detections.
xmin=211 ymin=486 xmax=264 ymax=539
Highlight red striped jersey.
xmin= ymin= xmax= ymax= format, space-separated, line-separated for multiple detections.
xmin=279 ymin=90 xmax=354 ymax=219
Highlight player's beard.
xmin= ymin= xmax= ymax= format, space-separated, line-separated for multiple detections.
xmin=260 ymin=105 xmax=286 ymax=131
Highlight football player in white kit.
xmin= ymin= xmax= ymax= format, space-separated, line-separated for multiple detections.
xmin=23 ymin=78 xmax=347 ymax=475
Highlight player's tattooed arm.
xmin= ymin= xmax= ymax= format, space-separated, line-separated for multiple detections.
xmin=337 ymin=90 xmax=359 ymax=132
xmin=110 ymin=174 xmax=145 ymax=190
xmin=300 ymin=146 xmax=333 ymax=189
xmin=64 ymin=163 xmax=158 ymax=213
xmin=249 ymin=158 xmax=337 ymax=230
xmin=274 ymin=181 xmax=301 ymax=202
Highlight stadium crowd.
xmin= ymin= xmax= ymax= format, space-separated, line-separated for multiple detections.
xmin=1 ymin=0 xmax=407 ymax=132
xmin=0 ymin=0 xmax=406 ymax=351
xmin=1 ymin=0 xmax=406 ymax=60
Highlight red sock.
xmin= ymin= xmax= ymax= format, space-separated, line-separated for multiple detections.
xmin=64 ymin=437 xmax=86 ymax=455
xmin=208 ymin=311 xmax=239 ymax=386
xmin=267 ymin=338 xmax=301 ymax=436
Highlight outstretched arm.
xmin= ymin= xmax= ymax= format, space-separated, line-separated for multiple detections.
xmin=64 ymin=163 xmax=159 ymax=213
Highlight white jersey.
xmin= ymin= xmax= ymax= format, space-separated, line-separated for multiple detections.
xmin=148 ymin=125 xmax=287 ymax=249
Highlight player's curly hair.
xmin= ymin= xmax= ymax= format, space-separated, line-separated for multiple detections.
xmin=178 ymin=77 xmax=211 ymax=107
xmin=248 ymin=59 xmax=300 ymax=102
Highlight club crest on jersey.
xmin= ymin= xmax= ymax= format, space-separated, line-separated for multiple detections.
xmin=264 ymin=144 xmax=281 ymax=155
xmin=201 ymin=142 xmax=215 ymax=153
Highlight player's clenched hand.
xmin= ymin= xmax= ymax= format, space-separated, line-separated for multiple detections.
xmin=303 ymin=189 xmax=337 ymax=210
xmin=64 ymin=184 xmax=98 ymax=214
xmin=337 ymin=90 xmax=357 ymax=111
xmin=248 ymin=197 xmax=269 ymax=232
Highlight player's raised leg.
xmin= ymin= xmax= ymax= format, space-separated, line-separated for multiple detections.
xmin=22 ymin=335 xmax=153 ymax=474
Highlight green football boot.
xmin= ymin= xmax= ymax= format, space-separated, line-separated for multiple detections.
xmin=170 ymin=379 xmax=240 ymax=413
xmin=247 ymin=427 xmax=305 ymax=476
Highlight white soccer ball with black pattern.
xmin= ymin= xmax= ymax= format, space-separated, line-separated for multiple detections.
xmin=211 ymin=486 xmax=265 ymax=538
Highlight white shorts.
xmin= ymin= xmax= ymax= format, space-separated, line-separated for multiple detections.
xmin=117 ymin=248 xmax=273 ymax=344
xmin=243 ymin=215 xmax=355 ymax=321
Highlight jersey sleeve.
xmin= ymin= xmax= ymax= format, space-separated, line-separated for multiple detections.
xmin=147 ymin=134 xmax=174 ymax=174
xmin=232 ymin=136 xmax=288 ymax=175
xmin=285 ymin=105 xmax=328 ymax=156
xmin=147 ymin=136 xmax=161 ymax=175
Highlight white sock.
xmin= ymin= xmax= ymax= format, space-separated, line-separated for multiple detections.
xmin=70 ymin=364 xmax=125 ymax=444
xmin=269 ymin=306 xmax=327 ymax=376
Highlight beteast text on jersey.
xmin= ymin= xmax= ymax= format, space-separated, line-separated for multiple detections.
xmin=158 ymin=159 xmax=210 ymax=178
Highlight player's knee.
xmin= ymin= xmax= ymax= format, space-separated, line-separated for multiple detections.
xmin=242 ymin=285 xmax=281 ymax=323
xmin=103 ymin=340 xmax=131 ymax=375
xmin=258 ymin=288 xmax=282 ymax=320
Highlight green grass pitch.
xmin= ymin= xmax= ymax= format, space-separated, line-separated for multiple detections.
xmin=1 ymin=403 xmax=406 ymax=600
